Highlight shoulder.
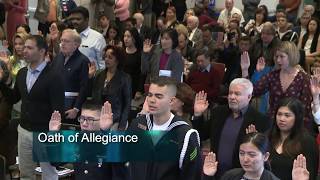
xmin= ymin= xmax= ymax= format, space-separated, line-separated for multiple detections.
xmin=128 ymin=115 xmax=148 ymax=131
xmin=88 ymin=28 xmax=104 ymax=38
xmin=261 ymin=169 xmax=280 ymax=180
xmin=221 ymin=168 xmax=244 ymax=179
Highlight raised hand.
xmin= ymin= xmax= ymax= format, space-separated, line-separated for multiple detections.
xmin=246 ymin=124 xmax=257 ymax=134
xmin=100 ymin=101 xmax=113 ymax=130
xmin=203 ymin=152 xmax=218 ymax=176
xmin=241 ymin=51 xmax=250 ymax=78
xmin=88 ymin=61 xmax=96 ymax=79
xmin=256 ymin=57 xmax=266 ymax=72
xmin=310 ymin=76 xmax=320 ymax=99
xmin=240 ymin=51 xmax=250 ymax=71
xmin=49 ymin=111 xmax=62 ymax=131
xmin=194 ymin=91 xmax=209 ymax=117
xmin=143 ymin=39 xmax=153 ymax=53
xmin=292 ymin=154 xmax=309 ymax=180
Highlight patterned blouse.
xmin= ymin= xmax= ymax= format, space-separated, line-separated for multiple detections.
xmin=253 ymin=69 xmax=312 ymax=129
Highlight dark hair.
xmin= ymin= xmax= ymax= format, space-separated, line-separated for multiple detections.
xmin=106 ymin=23 xmax=121 ymax=41
xmin=301 ymin=17 xmax=320 ymax=53
xmin=0 ymin=60 xmax=9 ymax=83
xmin=239 ymin=35 xmax=251 ymax=43
xmin=26 ymin=35 xmax=48 ymax=52
xmin=270 ymin=97 xmax=304 ymax=157
xmin=195 ymin=48 xmax=211 ymax=59
xmin=166 ymin=6 xmax=176 ymax=15
xmin=125 ymin=17 xmax=137 ymax=26
xmin=82 ymin=100 xmax=101 ymax=112
xmin=160 ymin=28 xmax=179 ymax=49
xmin=69 ymin=6 xmax=89 ymax=19
xmin=276 ymin=9 xmax=287 ymax=18
xmin=150 ymin=76 xmax=177 ymax=90
xmin=202 ymin=26 xmax=212 ymax=33
xmin=49 ymin=21 xmax=67 ymax=32
xmin=242 ymin=132 xmax=269 ymax=154
xmin=255 ymin=7 xmax=268 ymax=23
xmin=176 ymin=83 xmax=195 ymax=114
xmin=124 ymin=28 xmax=142 ymax=50
xmin=16 ymin=24 xmax=30 ymax=33
xmin=258 ymin=5 xmax=269 ymax=19
xmin=211 ymin=25 xmax=225 ymax=33
xmin=104 ymin=45 xmax=126 ymax=69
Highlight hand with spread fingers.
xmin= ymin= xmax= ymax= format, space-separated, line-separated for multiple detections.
xmin=194 ymin=91 xmax=209 ymax=117
xmin=88 ymin=61 xmax=96 ymax=79
xmin=143 ymin=39 xmax=153 ymax=53
xmin=203 ymin=152 xmax=218 ymax=176
xmin=246 ymin=124 xmax=257 ymax=134
xmin=49 ymin=110 xmax=62 ymax=131
xmin=256 ymin=57 xmax=266 ymax=72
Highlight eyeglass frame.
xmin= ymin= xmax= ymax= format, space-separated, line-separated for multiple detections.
xmin=77 ymin=115 xmax=100 ymax=123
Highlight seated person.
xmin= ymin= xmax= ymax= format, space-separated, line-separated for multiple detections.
xmin=186 ymin=49 xmax=221 ymax=102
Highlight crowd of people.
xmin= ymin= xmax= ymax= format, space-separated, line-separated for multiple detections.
xmin=0 ymin=0 xmax=320 ymax=179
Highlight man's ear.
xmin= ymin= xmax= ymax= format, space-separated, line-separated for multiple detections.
xmin=170 ymin=97 xmax=176 ymax=104
xmin=264 ymin=152 xmax=270 ymax=162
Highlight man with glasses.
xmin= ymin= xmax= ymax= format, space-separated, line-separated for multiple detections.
xmin=49 ymin=101 xmax=115 ymax=179
xmin=52 ymin=29 xmax=90 ymax=125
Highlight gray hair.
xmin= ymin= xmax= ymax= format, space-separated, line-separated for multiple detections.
xmin=62 ymin=29 xmax=82 ymax=45
xmin=230 ymin=78 xmax=253 ymax=95
xmin=188 ymin=15 xmax=199 ymax=27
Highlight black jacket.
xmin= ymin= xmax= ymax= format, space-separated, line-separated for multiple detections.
xmin=203 ymin=168 xmax=280 ymax=180
xmin=128 ymin=114 xmax=202 ymax=180
xmin=0 ymin=64 xmax=65 ymax=131
xmin=52 ymin=49 xmax=90 ymax=110
xmin=90 ymin=69 xmax=131 ymax=130
xmin=192 ymin=106 xmax=271 ymax=172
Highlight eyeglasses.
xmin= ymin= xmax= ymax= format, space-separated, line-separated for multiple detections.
xmin=78 ymin=116 xmax=99 ymax=123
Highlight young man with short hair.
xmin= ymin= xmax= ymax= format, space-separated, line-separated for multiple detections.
xmin=128 ymin=76 xmax=201 ymax=180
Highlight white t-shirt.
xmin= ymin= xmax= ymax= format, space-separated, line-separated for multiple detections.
xmin=151 ymin=113 xmax=174 ymax=144
xmin=152 ymin=113 xmax=174 ymax=131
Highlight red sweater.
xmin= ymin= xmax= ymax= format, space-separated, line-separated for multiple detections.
xmin=186 ymin=66 xmax=221 ymax=101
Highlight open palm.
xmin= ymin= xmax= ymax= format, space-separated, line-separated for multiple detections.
xmin=49 ymin=111 xmax=61 ymax=131
xmin=143 ymin=39 xmax=153 ymax=53
xmin=203 ymin=152 xmax=218 ymax=176
xmin=310 ymin=76 xmax=320 ymax=98
xmin=100 ymin=101 xmax=113 ymax=130
xmin=194 ymin=91 xmax=209 ymax=116
xmin=292 ymin=154 xmax=309 ymax=180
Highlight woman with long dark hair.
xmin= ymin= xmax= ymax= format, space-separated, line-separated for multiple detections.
xmin=269 ymin=97 xmax=318 ymax=180
xmin=123 ymin=27 xmax=144 ymax=99
xmin=298 ymin=17 xmax=320 ymax=74
xmin=90 ymin=45 xmax=131 ymax=130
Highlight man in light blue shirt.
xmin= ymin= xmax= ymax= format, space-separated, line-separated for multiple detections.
xmin=69 ymin=6 xmax=106 ymax=70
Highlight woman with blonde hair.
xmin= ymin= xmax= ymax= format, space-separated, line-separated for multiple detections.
xmin=241 ymin=41 xmax=313 ymax=132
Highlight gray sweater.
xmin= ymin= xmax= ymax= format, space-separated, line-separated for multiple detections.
xmin=141 ymin=47 xmax=184 ymax=82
